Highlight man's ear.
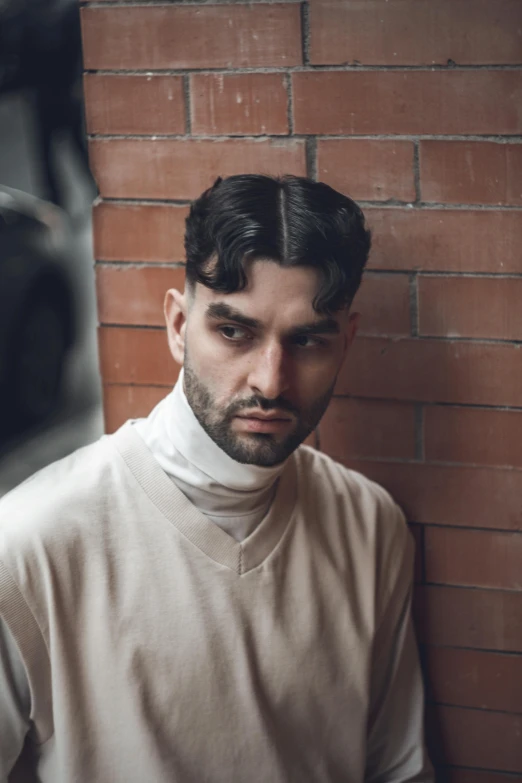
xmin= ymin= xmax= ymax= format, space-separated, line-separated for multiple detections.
xmin=164 ymin=288 xmax=187 ymax=365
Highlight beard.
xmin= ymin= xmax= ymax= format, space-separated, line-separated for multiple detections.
xmin=183 ymin=354 xmax=335 ymax=467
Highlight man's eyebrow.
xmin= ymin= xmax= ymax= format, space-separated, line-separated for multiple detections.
xmin=206 ymin=303 xmax=340 ymax=336
xmin=205 ymin=303 xmax=261 ymax=330
xmin=289 ymin=318 xmax=340 ymax=336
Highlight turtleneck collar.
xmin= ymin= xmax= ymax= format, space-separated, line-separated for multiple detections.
xmin=170 ymin=368 xmax=285 ymax=491
xmin=132 ymin=370 xmax=287 ymax=534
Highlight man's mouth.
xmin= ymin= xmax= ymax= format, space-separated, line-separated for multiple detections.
xmin=234 ymin=411 xmax=294 ymax=433
xmin=237 ymin=411 xmax=292 ymax=421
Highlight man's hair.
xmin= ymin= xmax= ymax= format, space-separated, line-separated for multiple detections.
xmin=184 ymin=174 xmax=371 ymax=313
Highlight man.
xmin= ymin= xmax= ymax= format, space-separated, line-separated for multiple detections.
xmin=0 ymin=175 xmax=433 ymax=781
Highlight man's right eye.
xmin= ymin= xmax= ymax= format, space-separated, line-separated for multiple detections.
xmin=219 ymin=325 xmax=252 ymax=342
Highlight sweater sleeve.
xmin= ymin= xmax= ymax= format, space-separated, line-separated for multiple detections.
xmin=364 ymin=508 xmax=434 ymax=783
xmin=0 ymin=617 xmax=31 ymax=778
xmin=0 ymin=560 xmax=53 ymax=766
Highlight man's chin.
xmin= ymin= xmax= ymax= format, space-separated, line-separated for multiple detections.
xmin=220 ymin=430 xmax=303 ymax=467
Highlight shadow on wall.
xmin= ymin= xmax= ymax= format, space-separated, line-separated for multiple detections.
xmin=0 ymin=0 xmax=102 ymax=487
xmin=0 ymin=0 xmax=97 ymax=209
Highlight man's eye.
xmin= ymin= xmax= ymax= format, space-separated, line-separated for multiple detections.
xmin=219 ymin=325 xmax=251 ymax=341
xmin=293 ymin=335 xmax=323 ymax=348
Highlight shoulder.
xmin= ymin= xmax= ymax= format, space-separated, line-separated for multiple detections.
xmin=293 ymin=445 xmax=412 ymax=576
xmin=0 ymin=433 xmax=125 ymax=557
xmin=295 ymin=445 xmax=405 ymax=527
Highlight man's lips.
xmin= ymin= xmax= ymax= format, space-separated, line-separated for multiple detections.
xmin=236 ymin=411 xmax=292 ymax=421
xmin=233 ymin=411 xmax=294 ymax=433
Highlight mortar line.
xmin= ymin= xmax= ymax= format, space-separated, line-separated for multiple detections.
xmin=332 ymin=396 xmax=522 ymax=413
xmin=284 ymin=72 xmax=294 ymax=135
xmin=305 ymin=137 xmax=317 ymax=180
xmin=413 ymin=140 xmax=421 ymax=203
xmin=414 ymin=404 xmax=425 ymax=461
xmin=82 ymin=61 xmax=522 ymax=73
xmin=82 ymin=0 xmax=303 ymax=5
xmin=300 ymin=1 xmax=311 ymax=67
xmin=182 ymin=74 xmax=192 ymax=136
xmin=86 ymin=121 xmax=522 ymax=143
xmin=409 ymin=273 xmax=419 ymax=337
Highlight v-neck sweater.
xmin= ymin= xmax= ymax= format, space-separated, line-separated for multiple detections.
xmin=123 ymin=422 xmax=296 ymax=573
xmin=0 ymin=423 xmax=433 ymax=782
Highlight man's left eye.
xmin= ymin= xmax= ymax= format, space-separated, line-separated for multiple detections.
xmin=293 ymin=335 xmax=323 ymax=348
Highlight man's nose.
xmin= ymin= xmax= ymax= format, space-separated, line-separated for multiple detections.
xmin=247 ymin=343 xmax=290 ymax=401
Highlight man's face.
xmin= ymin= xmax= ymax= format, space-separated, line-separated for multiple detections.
xmin=167 ymin=260 xmax=358 ymax=466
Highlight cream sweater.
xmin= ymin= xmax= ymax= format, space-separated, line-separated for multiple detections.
xmin=0 ymin=424 xmax=432 ymax=782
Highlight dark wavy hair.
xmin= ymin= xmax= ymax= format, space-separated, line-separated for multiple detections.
xmin=184 ymin=174 xmax=371 ymax=313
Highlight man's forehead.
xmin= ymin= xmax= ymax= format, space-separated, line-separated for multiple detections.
xmin=192 ymin=259 xmax=320 ymax=307
xmin=187 ymin=259 xmax=350 ymax=328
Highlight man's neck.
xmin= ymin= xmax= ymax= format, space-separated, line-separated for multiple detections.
xmin=132 ymin=370 xmax=287 ymax=540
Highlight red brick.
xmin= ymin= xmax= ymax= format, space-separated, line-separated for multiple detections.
xmin=191 ymin=73 xmax=288 ymax=136
xmin=317 ymin=139 xmax=415 ymax=203
xmin=84 ymin=74 xmax=185 ymax=136
xmin=81 ymin=5 xmax=301 ymax=70
xmin=292 ymin=71 xmax=522 ymax=135
xmin=415 ymin=585 xmax=522 ymax=652
xmin=98 ymin=326 xmax=177 ymax=386
xmin=418 ymin=275 xmax=522 ymax=341
xmin=424 ymin=406 xmax=522 ymax=469
xmin=310 ymin=0 xmax=522 ymax=66
xmin=93 ymin=203 xmax=188 ymax=264
xmin=96 ymin=335 xmax=521 ymax=415
xmin=352 ymin=273 xmax=411 ymax=336
xmin=344 ymin=460 xmax=522 ymax=531
xmin=97 ymin=267 xmax=410 ymax=334
xmin=428 ymin=704 xmax=522 ymax=772
xmin=338 ymin=337 xmax=522 ymax=407
xmin=96 ymin=266 xmax=185 ymax=327
xmin=446 ymin=770 xmax=522 ymax=783
xmin=366 ymin=207 xmax=522 ymax=274
xmin=103 ymin=384 xmax=172 ymax=434
xmin=425 ymin=527 xmax=522 ymax=590
xmin=420 ymin=141 xmax=522 ymax=206
xmin=425 ymin=647 xmax=522 ymax=714
xmin=89 ymin=139 xmax=306 ymax=200
xmin=319 ymin=398 xmax=416 ymax=461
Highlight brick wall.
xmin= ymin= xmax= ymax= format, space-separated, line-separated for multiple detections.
xmin=81 ymin=1 xmax=522 ymax=778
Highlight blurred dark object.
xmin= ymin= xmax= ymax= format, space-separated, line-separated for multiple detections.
xmin=0 ymin=186 xmax=76 ymax=439
xmin=0 ymin=0 xmax=96 ymax=209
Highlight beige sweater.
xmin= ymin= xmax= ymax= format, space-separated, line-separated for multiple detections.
xmin=0 ymin=424 xmax=432 ymax=782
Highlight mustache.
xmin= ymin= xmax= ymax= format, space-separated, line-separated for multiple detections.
xmin=227 ymin=396 xmax=299 ymax=417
